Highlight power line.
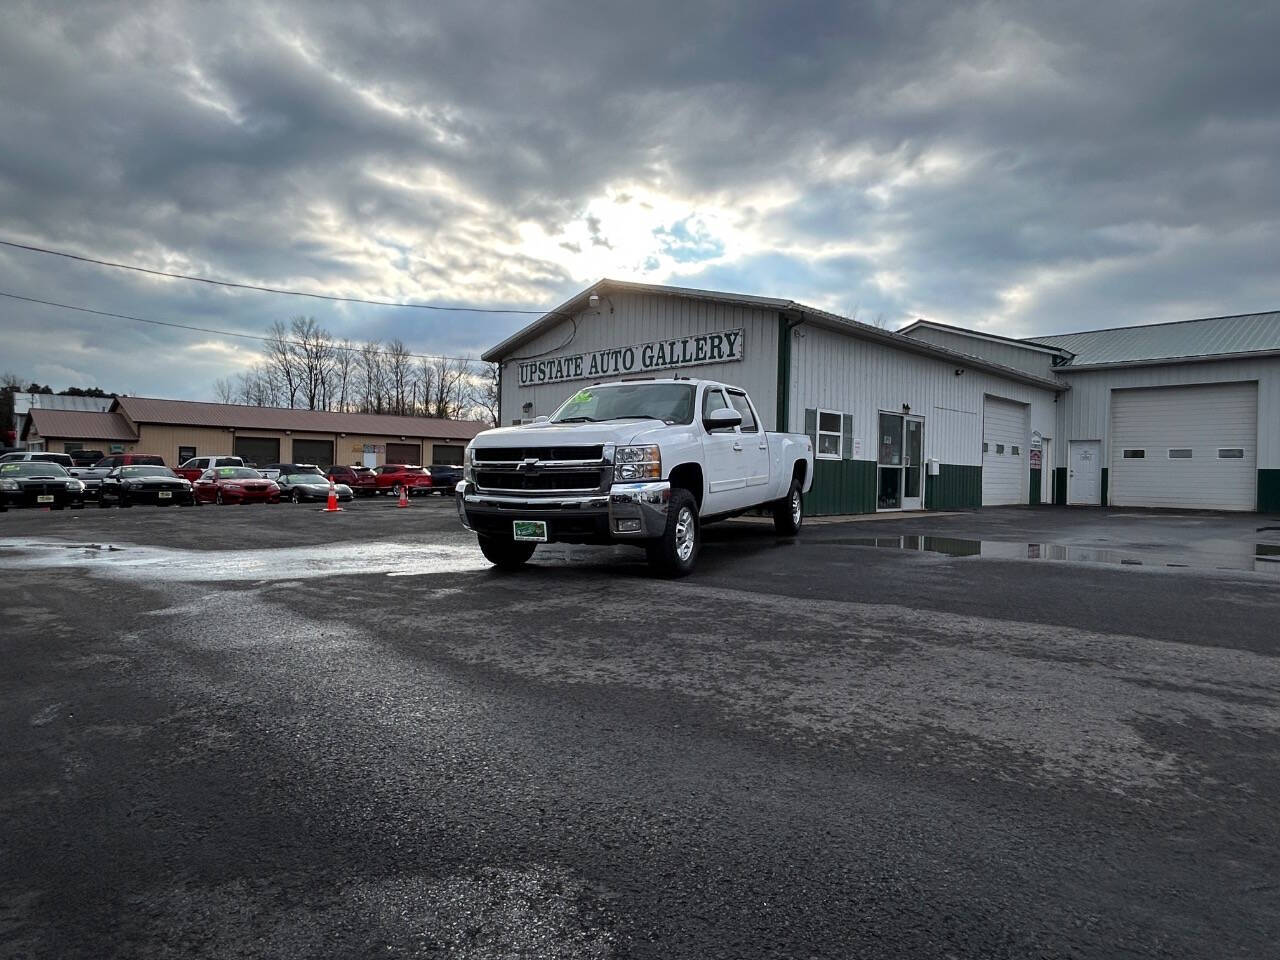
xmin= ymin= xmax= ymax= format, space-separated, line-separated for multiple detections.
xmin=0 ymin=237 xmax=557 ymax=316
xmin=0 ymin=290 xmax=486 ymax=365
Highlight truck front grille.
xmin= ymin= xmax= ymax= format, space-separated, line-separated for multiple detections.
xmin=475 ymin=470 xmax=604 ymax=492
xmin=474 ymin=445 xmax=604 ymax=463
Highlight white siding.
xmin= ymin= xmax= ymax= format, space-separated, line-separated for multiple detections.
xmin=1110 ymin=383 xmax=1258 ymax=510
xmin=903 ymin=327 xmax=1060 ymax=379
xmin=788 ymin=324 xmax=1058 ymax=468
xmin=498 ymin=292 xmax=781 ymax=427
xmin=1054 ymin=357 xmax=1280 ymax=472
xmin=982 ymin=397 xmax=1029 ymax=504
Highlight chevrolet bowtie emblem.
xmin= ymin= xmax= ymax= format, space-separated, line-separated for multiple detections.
xmin=517 ymin=458 xmax=540 ymax=472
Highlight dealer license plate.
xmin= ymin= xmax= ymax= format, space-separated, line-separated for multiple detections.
xmin=513 ymin=520 xmax=548 ymax=542
xmin=37 ymin=494 xmax=55 ymax=503
xmin=158 ymin=491 xmax=172 ymax=499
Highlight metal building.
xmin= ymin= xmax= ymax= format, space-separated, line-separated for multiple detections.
xmin=903 ymin=311 xmax=1280 ymax=513
xmin=488 ymin=281 xmax=1279 ymax=515
xmin=484 ymin=280 xmax=1063 ymax=516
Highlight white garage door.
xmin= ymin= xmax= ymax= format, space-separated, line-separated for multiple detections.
xmin=982 ymin=397 xmax=1028 ymax=505
xmin=1110 ymin=382 xmax=1257 ymax=511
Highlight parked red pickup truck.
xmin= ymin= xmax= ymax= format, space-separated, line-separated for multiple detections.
xmin=175 ymin=455 xmax=245 ymax=483
xmin=372 ymin=464 xmax=434 ymax=496
xmin=326 ymin=464 xmax=378 ymax=496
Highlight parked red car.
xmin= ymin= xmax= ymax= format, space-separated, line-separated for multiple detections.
xmin=175 ymin=455 xmax=245 ymax=483
xmin=372 ymin=463 xmax=434 ymax=496
xmin=193 ymin=466 xmax=280 ymax=505
xmin=326 ymin=464 xmax=378 ymax=496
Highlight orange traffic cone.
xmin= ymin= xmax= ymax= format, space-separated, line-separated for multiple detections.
xmin=323 ymin=479 xmax=343 ymax=513
xmin=396 ymin=484 xmax=410 ymax=508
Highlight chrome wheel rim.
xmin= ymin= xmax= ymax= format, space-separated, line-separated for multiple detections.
xmin=791 ymin=490 xmax=802 ymax=525
xmin=675 ymin=507 xmax=695 ymax=562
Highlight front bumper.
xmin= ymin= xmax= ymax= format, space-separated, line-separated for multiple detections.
xmin=456 ymin=479 xmax=672 ymax=543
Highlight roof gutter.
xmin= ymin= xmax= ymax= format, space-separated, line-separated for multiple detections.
xmin=1058 ymin=349 xmax=1280 ymax=372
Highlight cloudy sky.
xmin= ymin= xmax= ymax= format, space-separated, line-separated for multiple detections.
xmin=1 ymin=1 xmax=1277 ymax=398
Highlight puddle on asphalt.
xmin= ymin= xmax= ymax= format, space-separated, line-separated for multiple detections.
xmin=831 ymin=535 xmax=1280 ymax=574
xmin=0 ymin=538 xmax=488 ymax=582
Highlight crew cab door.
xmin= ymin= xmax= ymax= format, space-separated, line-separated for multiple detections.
xmin=700 ymin=387 xmax=748 ymax=514
xmin=727 ymin=389 xmax=770 ymax=493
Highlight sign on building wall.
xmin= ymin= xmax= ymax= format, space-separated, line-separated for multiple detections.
xmin=516 ymin=328 xmax=745 ymax=387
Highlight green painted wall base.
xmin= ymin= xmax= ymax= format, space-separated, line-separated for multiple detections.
xmin=1029 ymin=468 xmax=1041 ymax=505
xmin=1054 ymin=468 xmax=1067 ymax=505
xmin=926 ymin=463 xmax=982 ymax=510
xmin=1259 ymin=469 xmax=1280 ymax=514
xmin=806 ymin=459 xmax=877 ymax=515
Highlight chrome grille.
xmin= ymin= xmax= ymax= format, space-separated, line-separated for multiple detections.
xmin=471 ymin=445 xmax=612 ymax=496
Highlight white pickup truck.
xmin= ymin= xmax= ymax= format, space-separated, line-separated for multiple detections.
xmin=456 ymin=378 xmax=814 ymax=576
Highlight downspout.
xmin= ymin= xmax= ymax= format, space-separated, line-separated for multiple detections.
xmin=775 ymin=311 xmax=804 ymax=432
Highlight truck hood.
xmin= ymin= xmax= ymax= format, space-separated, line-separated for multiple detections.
xmin=470 ymin=420 xmax=672 ymax=449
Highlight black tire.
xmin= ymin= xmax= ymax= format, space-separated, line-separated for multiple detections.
xmin=772 ymin=479 xmax=804 ymax=535
xmin=646 ymin=488 xmax=699 ymax=578
xmin=215 ymin=491 xmax=224 ymax=505
xmin=98 ymin=497 xmax=112 ymax=509
xmin=291 ymin=490 xmax=301 ymax=504
xmin=119 ymin=496 xmax=132 ymax=509
xmin=477 ymin=534 xmax=537 ymax=571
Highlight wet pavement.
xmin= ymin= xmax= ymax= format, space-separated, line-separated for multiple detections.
xmin=2 ymin=501 xmax=1279 ymax=958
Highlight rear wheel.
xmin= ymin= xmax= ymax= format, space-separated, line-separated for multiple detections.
xmin=291 ymin=490 xmax=301 ymax=504
xmin=215 ymin=491 xmax=224 ymax=505
xmin=772 ymin=480 xmax=804 ymax=535
xmin=477 ymin=534 xmax=537 ymax=571
xmin=119 ymin=495 xmax=132 ymax=509
xmin=646 ymin=489 xmax=699 ymax=578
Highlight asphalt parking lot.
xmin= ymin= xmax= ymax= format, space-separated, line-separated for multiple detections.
xmin=3 ymin=500 xmax=1279 ymax=959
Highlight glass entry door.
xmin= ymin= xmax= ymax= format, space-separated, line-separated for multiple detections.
xmin=877 ymin=412 xmax=925 ymax=510
xmin=902 ymin=416 xmax=924 ymax=510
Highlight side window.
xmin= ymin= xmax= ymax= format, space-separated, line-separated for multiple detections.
xmin=727 ymin=391 xmax=758 ymax=433
xmin=702 ymin=388 xmax=736 ymax=434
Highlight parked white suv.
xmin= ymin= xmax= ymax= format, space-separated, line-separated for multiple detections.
xmin=456 ymin=378 xmax=814 ymax=576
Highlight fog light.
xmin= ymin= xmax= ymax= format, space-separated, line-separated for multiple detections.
xmin=616 ymin=518 xmax=641 ymax=533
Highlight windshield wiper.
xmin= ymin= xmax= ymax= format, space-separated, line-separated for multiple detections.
xmin=556 ymin=416 xmax=598 ymax=423
xmin=609 ymin=414 xmax=666 ymax=421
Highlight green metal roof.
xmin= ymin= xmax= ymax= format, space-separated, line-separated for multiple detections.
xmin=1028 ymin=311 xmax=1280 ymax=366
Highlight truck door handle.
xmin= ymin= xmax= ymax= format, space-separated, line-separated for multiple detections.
xmin=732 ymin=442 xmax=742 ymax=452
xmin=758 ymin=442 xmax=768 ymax=450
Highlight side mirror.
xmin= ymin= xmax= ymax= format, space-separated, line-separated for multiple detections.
xmin=704 ymin=407 xmax=742 ymax=432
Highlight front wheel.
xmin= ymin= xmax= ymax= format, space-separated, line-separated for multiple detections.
xmin=477 ymin=535 xmax=537 ymax=571
xmin=291 ymin=490 xmax=301 ymax=504
xmin=772 ymin=480 xmax=804 ymax=535
xmin=646 ymin=489 xmax=699 ymax=578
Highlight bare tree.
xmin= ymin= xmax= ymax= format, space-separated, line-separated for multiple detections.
xmin=468 ymin=361 xmax=500 ymax=426
xmin=289 ymin=316 xmax=336 ymax=410
xmin=333 ymin=339 xmax=356 ymax=412
xmin=414 ymin=356 xmax=436 ymax=417
xmin=386 ymin=339 xmax=413 ymax=416
xmin=358 ymin=341 xmax=387 ymax=414
xmin=264 ymin=319 xmax=301 ymax=407
xmin=213 ymin=377 xmax=236 ymax=404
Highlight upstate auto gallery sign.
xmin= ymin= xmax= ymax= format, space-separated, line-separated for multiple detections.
xmin=517 ymin=328 xmax=745 ymax=387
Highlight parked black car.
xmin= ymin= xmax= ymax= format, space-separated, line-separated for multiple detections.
xmin=98 ymin=465 xmax=195 ymax=507
xmin=0 ymin=461 xmax=87 ymax=510
xmin=428 ymin=463 xmax=463 ymax=493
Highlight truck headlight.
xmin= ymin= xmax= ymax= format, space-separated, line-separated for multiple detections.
xmin=463 ymin=445 xmax=475 ymax=482
xmin=0 ymin=478 xmax=18 ymax=492
xmin=614 ymin=444 xmax=661 ymax=481
xmin=67 ymin=479 xmax=86 ymax=492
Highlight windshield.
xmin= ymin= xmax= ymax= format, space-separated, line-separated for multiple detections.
xmin=551 ymin=383 xmax=695 ymax=424
xmin=2 ymin=462 xmax=70 ymax=477
xmin=216 ymin=467 xmax=262 ymax=479
xmin=284 ymin=474 xmax=326 ymax=484
xmin=120 ymin=466 xmax=175 ymax=478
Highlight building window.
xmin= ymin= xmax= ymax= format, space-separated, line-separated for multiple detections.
xmin=1217 ymin=448 xmax=1245 ymax=459
xmin=178 ymin=446 xmax=197 ymax=463
xmin=1011 ymin=445 xmax=1020 ymax=456
xmin=983 ymin=442 xmax=989 ymax=453
xmin=817 ymin=410 xmax=842 ymax=459
xmin=1122 ymin=449 xmax=1145 ymax=459
xmin=1168 ymin=448 xmax=1193 ymax=459
xmin=995 ymin=443 xmax=1005 ymax=455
